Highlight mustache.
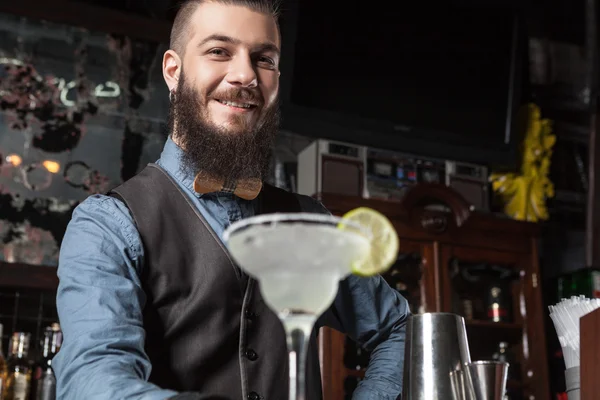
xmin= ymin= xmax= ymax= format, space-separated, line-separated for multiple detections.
xmin=209 ymin=88 xmax=263 ymax=106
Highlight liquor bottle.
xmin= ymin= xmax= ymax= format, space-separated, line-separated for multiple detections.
xmin=30 ymin=323 xmax=62 ymax=400
xmin=486 ymin=282 xmax=511 ymax=322
xmin=4 ymin=332 xmax=31 ymax=400
xmin=0 ymin=324 xmax=7 ymax=398
xmin=559 ymin=268 xmax=600 ymax=299
xmin=492 ymin=342 xmax=511 ymax=400
xmin=493 ymin=341 xmax=507 ymax=362
xmin=492 ymin=342 xmax=523 ymax=400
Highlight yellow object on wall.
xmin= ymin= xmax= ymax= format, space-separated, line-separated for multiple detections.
xmin=489 ymin=103 xmax=556 ymax=222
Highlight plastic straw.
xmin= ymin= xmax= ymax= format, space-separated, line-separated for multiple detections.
xmin=548 ymin=296 xmax=600 ymax=369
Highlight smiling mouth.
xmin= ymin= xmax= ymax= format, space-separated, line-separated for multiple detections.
xmin=215 ymin=99 xmax=258 ymax=110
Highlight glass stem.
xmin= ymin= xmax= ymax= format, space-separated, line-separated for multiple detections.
xmin=283 ymin=317 xmax=315 ymax=400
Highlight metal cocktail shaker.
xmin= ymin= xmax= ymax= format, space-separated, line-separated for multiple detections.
xmin=402 ymin=313 xmax=472 ymax=400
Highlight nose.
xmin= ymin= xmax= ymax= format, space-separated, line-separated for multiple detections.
xmin=226 ymin=54 xmax=258 ymax=88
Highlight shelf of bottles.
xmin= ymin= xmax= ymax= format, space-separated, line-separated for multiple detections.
xmin=449 ymin=258 xmax=525 ymax=400
xmin=0 ymin=285 xmax=60 ymax=399
xmin=0 ymin=323 xmax=61 ymax=400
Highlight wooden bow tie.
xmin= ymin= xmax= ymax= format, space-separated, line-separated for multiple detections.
xmin=193 ymin=171 xmax=262 ymax=200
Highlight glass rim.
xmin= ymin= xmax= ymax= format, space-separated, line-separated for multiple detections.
xmin=466 ymin=360 xmax=509 ymax=366
xmin=222 ymin=212 xmax=371 ymax=242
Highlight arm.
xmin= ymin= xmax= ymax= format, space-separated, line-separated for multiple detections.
xmin=297 ymin=195 xmax=409 ymax=399
xmin=53 ymin=195 xmax=178 ymax=400
xmin=323 ymin=275 xmax=409 ymax=400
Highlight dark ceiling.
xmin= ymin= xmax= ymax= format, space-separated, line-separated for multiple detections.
xmin=70 ymin=0 xmax=588 ymax=45
xmin=73 ymin=0 xmax=180 ymax=21
xmin=0 ymin=0 xmax=590 ymax=47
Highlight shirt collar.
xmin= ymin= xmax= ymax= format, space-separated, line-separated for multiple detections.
xmin=156 ymin=135 xmax=199 ymax=197
xmin=156 ymin=136 xmax=253 ymax=204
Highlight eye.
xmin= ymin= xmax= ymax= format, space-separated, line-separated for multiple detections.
xmin=208 ymin=48 xmax=228 ymax=57
xmin=257 ymin=56 xmax=275 ymax=67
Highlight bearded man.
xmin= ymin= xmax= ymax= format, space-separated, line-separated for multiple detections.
xmin=53 ymin=1 xmax=410 ymax=399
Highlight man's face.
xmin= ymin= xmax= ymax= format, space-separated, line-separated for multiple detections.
xmin=180 ymin=2 xmax=280 ymax=134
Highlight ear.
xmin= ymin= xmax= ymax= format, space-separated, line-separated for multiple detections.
xmin=163 ymin=49 xmax=181 ymax=92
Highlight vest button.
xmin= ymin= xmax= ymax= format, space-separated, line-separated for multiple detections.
xmin=247 ymin=392 xmax=261 ymax=400
xmin=245 ymin=348 xmax=258 ymax=361
xmin=245 ymin=309 xmax=257 ymax=319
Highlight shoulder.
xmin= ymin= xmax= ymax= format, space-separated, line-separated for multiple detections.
xmin=72 ymin=194 xmax=136 ymax=228
xmin=261 ymin=183 xmax=331 ymax=214
xmin=64 ymin=194 xmax=142 ymax=262
xmin=292 ymin=192 xmax=331 ymax=215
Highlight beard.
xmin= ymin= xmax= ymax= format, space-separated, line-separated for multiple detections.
xmin=169 ymin=70 xmax=280 ymax=183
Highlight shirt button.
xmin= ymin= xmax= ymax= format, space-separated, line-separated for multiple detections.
xmin=245 ymin=348 xmax=258 ymax=361
xmin=247 ymin=392 xmax=261 ymax=400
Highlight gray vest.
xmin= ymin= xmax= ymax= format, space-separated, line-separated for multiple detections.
xmin=109 ymin=164 xmax=323 ymax=400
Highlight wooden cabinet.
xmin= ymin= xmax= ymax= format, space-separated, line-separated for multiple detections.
xmin=317 ymin=183 xmax=550 ymax=400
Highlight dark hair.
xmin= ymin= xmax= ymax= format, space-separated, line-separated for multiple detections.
xmin=170 ymin=0 xmax=281 ymax=56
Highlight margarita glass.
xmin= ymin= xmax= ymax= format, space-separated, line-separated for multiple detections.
xmin=223 ymin=212 xmax=371 ymax=400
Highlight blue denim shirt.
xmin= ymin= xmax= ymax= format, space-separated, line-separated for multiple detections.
xmin=54 ymin=137 xmax=410 ymax=400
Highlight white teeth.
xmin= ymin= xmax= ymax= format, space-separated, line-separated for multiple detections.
xmin=219 ymin=100 xmax=253 ymax=109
